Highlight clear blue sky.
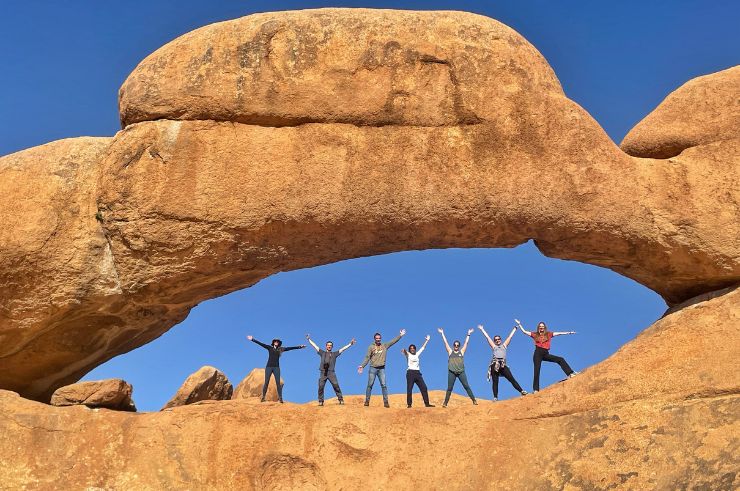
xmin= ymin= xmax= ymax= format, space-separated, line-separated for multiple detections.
xmin=2 ymin=1 xmax=737 ymax=410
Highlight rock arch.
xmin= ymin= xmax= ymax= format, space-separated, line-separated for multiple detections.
xmin=0 ymin=9 xmax=737 ymax=401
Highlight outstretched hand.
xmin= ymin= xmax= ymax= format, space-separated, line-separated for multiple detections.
xmin=477 ymin=324 xmax=484 ymax=331
xmin=400 ymin=329 xmax=407 ymax=336
xmin=299 ymin=344 xmax=306 ymax=348
xmin=425 ymin=334 xmax=430 ymax=341
xmin=357 ymin=366 xmax=363 ymax=374
xmin=467 ymin=328 xmax=474 ymax=335
xmin=246 ymin=335 xmax=253 ymax=341
xmin=305 ymin=333 xmax=311 ymax=340
xmin=437 ymin=327 xmax=444 ymax=334
xmin=350 ymin=338 xmax=356 ymax=345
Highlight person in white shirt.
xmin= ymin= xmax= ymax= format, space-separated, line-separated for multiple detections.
xmin=401 ymin=335 xmax=435 ymax=408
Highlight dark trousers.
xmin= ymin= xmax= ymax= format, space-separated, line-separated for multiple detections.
xmin=318 ymin=370 xmax=343 ymax=403
xmin=490 ymin=365 xmax=524 ymax=398
xmin=406 ymin=370 xmax=430 ymax=406
xmin=444 ymin=370 xmax=476 ymax=405
xmin=533 ymin=347 xmax=573 ymax=391
xmin=263 ymin=366 xmax=283 ymax=399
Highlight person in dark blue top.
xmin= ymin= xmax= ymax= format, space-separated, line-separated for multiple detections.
xmin=246 ymin=335 xmax=306 ymax=403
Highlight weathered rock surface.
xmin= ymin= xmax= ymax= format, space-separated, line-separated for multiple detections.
xmin=118 ymin=9 xmax=561 ymax=128
xmin=233 ymin=368 xmax=284 ymax=402
xmin=161 ymin=365 xmax=233 ymax=409
xmin=50 ymin=378 xmax=136 ymax=411
xmin=1 ymin=289 xmax=737 ymax=490
xmin=0 ymin=9 xmax=737 ymax=409
xmin=621 ymin=65 xmax=740 ymax=158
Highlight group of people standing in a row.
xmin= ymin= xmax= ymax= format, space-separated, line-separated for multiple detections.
xmin=246 ymin=320 xmax=578 ymax=407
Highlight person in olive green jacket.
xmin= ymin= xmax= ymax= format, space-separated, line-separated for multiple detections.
xmin=357 ymin=329 xmax=406 ymax=407
xmin=438 ymin=327 xmax=477 ymax=407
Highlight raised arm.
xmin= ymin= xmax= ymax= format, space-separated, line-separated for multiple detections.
xmin=552 ymin=330 xmax=576 ymax=337
xmin=417 ymin=334 xmax=430 ymax=355
xmin=338 ymin=338 xmax=356 ymax=354
xmin=437 ymin=328 xmax=451 ymax=355
xmin=305 ymin=334 xmax=320 ymax=352
xmin=385 ymin=329 xmax=406 ymax=348
xmin=248 ymin=336 xmax=271 ymax=350
xmin=477 ymin=324 xmax=495 ymax=349
xmin=502 ymin=326 xmax=517 ymax=347
xmin=461 ymin=328 xmax=474 ymax=354
xmin=515 ymin=319 xmax=532 ymax=336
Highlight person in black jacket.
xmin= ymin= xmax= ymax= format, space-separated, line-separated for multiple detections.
xmin=246 ymin=335 xmax=306 ymax=403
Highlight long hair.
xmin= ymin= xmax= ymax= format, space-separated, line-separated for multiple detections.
xmin=408 ymin=344 xmax=417 ymax=352
xmin=271 ymin=338 xmax=282 ymax=348
xmin=534 ymin=322 xmax=549 ymax=343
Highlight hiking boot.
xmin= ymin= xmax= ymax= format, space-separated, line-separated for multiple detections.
xmin=424 ymin=404 xmax=435 ymax=407
xmin=407 ymin=404 xmax=412 ymax=408
xmin=472 ymin=399 xmax=478 ymax=405
xmin=363 ymin=400 xmax=370 ymax=407
xmin=338 ymin=400 xmax=344 ymax=405
xmin=260 ymin=396 xmax=266 ymax=403
xmin=384 ymin=401 xmax=390 ymax=408
xmin=318 ymin=401 xmax=324 ymax=407
xmin=442 ymin=403 xmax=447 ymax=408
xmin=279 ymin=399 xmax=284 ymax=404
xmin=568 ymin=371 xmax=579 ymax=378
xmin=520 ymin=390 xmax=528 ymax=396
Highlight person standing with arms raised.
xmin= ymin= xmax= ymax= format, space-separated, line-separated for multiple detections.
xmin=516 ymin=319 xmax=578 ymax=392
xmin=401 ymin=334 xmax=435 ymax=408
xmin=305 ymin=334 xmax=356 ymax=406
xmin=246 ymin=335 xmax=306 ymax=403
xmin=477 ymin=324 xmax=527 ymax=401
xmin=358 ymin=329 xmax=406 ymax=408
xmin=438 ymin=327 xmax=478 ymax=407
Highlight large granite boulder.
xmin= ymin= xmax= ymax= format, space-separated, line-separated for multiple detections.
xmin=233 ymin=368 xmax=283 ymax=402
xmin=162 ymin=366 xmax=233 ymax=409
xmin=50 ymin=379 xmax=136 ymax=411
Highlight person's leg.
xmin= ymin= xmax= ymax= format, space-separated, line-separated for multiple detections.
xmin=543 ymin=352 xmax=574 ymax=376
xmin=274 ymin=367 xmax=283 ymax=401
xmin=365 ymin=367 xmax=377 ymax=403
xmin=492 ymin=367 xmax=500 ymax=399
xmin=458 ymin=371 xmax=476 ymax=403
xmin=417 ymin=373 xmax=431 ymax=406
xmin=378 ymin=368 xmax=389 ymax=406
xmin=501 ymin=366 xmax=524 ymax=393
xmin=406 ymin=371 xmax=414 ymax=407
xmin=327 ymin=371 xmax=343 ymax=403
xmin=533 ymin=349 xmax=545 ymax=391
xmin=443 ymin=370 xmax=456 ymax=406
xmin=318 ymin=372 xmax=327 ymax=404
xmin=262 ymin=367 xmax=273 ymax=399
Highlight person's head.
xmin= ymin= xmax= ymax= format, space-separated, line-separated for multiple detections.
xmin=536 ymin=322 xmax=549 ymax=340
xmin=408 ymin=344 xmax=417 ymax=354
xmin=493 ymin=334 xmax=503 ymax=346
xmin=271 ymin=338 xmax=282 ymax=348
xmin=453 ymin=340 xmax=461 ymax=352
xmin=373 ymin=332 xmax=382 ymax=345
xmin=325 ymin=341 xmax=334 ymax=352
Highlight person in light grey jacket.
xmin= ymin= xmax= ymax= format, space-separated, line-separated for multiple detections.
xmin=478 ymin=324 xmax=527 ymax=401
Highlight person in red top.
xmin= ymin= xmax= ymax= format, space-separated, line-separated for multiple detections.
xmin=516 ymin=319 xmax=578 ymax=392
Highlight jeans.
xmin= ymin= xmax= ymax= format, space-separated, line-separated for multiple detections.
xmin=406 ymin=369 xmax=430 ymax=406
xmin=491 ymin=364 xmax=524 ymax=398
xmin=263 ymin=366 xmax=283 ymax=400
xmin=318 ymin=370 xmax=343 ymax=403
xmin=533 ymin=347 xmax=574 ymax=391
xmin=365 ymin=366 xmax=388 ymax=402
xmin=444 ymin=370 xmax=476 ymax=405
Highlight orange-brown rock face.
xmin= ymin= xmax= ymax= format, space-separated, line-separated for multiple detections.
xmin=621 ymin=65 xmax=740 ymax=158
xmin=1 ymin=288 xmax=737 ymax=490
xmin=233 ymin=368 xmax=283 ymax=402
xmin=161 ymin=366 xmax=233 ymax=409
xmin=0 ymin=8 xmax=737 ymax=405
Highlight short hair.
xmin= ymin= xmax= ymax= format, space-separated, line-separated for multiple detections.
xmin=271 ymin=338 xmax=282 ymax=347
xmin=408 ymin=344 xmax=417 ymax=351
xmin=453 ymin=340 xmax=461 ymax=346
xmin=325 ymin=340 xmax=334 ymax=345
xmin=373 ymin=332 xmax=382 ymax=338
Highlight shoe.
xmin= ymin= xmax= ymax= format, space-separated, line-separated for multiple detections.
xmin=407 ymin=404 xmax=412 ymax=408
xmin=533 ymin=390 xmax=539 ymax=393
xmin=472 ymin=400 xmax=478 ymax=405
xmin=424 ymin=404 xmax=435 ymax=407
xmin=260 ymin=396 xmax=266 ymax=402
xmin=520 ymin=390 xmax=528 ymax=396
xmin=363 ymin=401 xmax=369 ymax=407
xmin=492 ymin=398 xmax=498 ymax=402
xmin=318 ymin=401 xmax=324 ymax=406
xmin=442 ymin=403 xmax=447 ymax=408
xmin=384 ymin=401 xmax=390 ymax=408
xmin=568 ymin=371 xmax=579 ymax=378
xmin=279 ymin=399 xmax=284 ymax=404
xmin=338 ymin=400 xmax=344 ymax=405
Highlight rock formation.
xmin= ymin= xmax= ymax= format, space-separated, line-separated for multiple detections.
xmin=161 ymin=366 xmax=233 ymax=409
xmin=621 ymin=65 xmax=740 ymax=158
xmin=233 ymin=368 xmax=283 ymax=402
xmin=0 ymin=8 xmax=738 ymax=489
xmin=49 ymin=378 xmax=136 ymax=411
xmin=1 ymin=287 xmax=737 ymax=489
xmin=0 ymin=9 xmax=737 ymax=402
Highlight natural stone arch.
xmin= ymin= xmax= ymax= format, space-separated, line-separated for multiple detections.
xmin=0 ymin=9 xmax=737 ymax=402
